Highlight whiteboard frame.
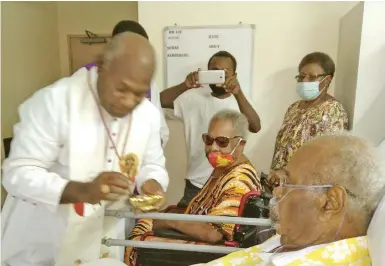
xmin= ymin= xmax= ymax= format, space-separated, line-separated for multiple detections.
xmin=162 ymin=24 xmax=256 ymax=97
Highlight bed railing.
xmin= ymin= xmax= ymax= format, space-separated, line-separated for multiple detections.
xmin=102 ymin=209 xmax=271 ymax=254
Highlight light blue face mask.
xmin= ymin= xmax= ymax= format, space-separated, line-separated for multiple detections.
xmin=296 ymin=77 xmax=327 ymax=101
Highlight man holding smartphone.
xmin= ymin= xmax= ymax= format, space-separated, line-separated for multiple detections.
xmin=160 ymin=50 xmax=261 ymax=208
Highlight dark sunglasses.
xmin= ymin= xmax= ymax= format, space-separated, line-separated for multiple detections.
xmin=202 ymin=133 xmax=242 ymax=148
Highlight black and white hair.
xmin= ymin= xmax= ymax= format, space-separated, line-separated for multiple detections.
xmin=208 ymin=51 xmax=237 ymax=71
xmin=112 ymin=20 xmax=149 ymax=39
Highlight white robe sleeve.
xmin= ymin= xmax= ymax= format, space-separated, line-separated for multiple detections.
xmin=2 ymin=84 xmax=69 ymax=213
xmin=135 ymin=108 xmax=169 ymax=193
xmin=150 ymin=83 xmax=169 ymax=149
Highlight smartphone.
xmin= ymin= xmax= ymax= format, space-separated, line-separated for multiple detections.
xmin=198 ymin=70 xmax=225 ymax=84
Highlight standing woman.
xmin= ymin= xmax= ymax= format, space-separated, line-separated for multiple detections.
xmin=271 ymin=52 xmax=348 ymax=171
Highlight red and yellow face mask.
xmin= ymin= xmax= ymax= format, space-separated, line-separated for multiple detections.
xmin=207 ymin=139 xmax=242 ymax=168
xmin=208 ymin=152 xmax=234 ymax=168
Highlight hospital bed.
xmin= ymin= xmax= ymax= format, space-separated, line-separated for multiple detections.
xmin=103 ymin=190 xmax=274 ymax=266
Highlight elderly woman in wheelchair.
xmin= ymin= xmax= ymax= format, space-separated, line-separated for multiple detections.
xmin=196 ymin=133 xmax=385 ymax=265
xmin=124 ymin=110 xmax=264 ymax=265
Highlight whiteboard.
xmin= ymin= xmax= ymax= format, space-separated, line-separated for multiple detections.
xmin=163 ymin=24 xmax=255 ymax=97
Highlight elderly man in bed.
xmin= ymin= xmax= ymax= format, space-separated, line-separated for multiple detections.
xmin=196 ymin=133 xmax=385 ymax=265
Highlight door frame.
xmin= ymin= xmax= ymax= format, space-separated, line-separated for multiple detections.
xmin=67 ymin=34 xmax=111 ymax=74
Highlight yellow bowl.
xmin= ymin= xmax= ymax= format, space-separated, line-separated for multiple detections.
xmin=128 ymin=194 xmax=163 ymax=211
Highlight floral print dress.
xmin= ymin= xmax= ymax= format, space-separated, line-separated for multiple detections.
xmin=271 ymin=98 xmax=348 ymax=171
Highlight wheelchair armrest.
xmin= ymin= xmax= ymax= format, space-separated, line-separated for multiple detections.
xmin=234 ymin=225 xmax=275 ymax=248
xmin=153 ymin=228 xmax=201 ymax=242
xmin=233 ymin=190 xmax=274 ymax=248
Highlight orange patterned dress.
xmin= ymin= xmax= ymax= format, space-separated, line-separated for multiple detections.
xmin=271 ymin=98 xmax=348 ymax=171
xmin=125 ymin=161 xmax=261 ymax=265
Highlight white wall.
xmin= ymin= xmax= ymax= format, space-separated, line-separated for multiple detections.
xmin=352 ymin=2 xmax=385 ymax=146
xmin=379 ymin=139 xmax=385 ymax=155
xmin=1 ymin=2 xmax=61 ymax=207
xmin=335 ymin=2 xmax=364 ymax=130
xmin=138 ymin=1 xmax=358 ymax=204
xmin=0 ymin=1 xmax=3 ymax=162
xmin=0 ymin=1 xmax=5 ymax=208
xmin=1 ymin=2 xmax=61 ymax=139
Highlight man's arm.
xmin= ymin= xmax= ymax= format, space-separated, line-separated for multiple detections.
xmin=135 ymin=108 xmax=169 ymax=194
xmin=159 ymin=83 xmax=189 ymax=109
xmin=234 ymin=90 xmax=261 ymax=133
xmin=2 ymin=85 xmax=70 ymax=212
xmin=160 ymin=71 xmax=199 ymax=109
xmin=150 ymin=84 xmax=169 ymax=148
xmin=221 ymin=73 xmax=261 ymax=133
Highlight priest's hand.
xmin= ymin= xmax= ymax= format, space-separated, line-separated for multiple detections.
xmin=141 ymin=179 xmax=166 ymax=210
xmin=61 ymin=172 xmax=131 ymax=204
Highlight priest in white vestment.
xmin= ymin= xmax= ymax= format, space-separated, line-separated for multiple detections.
xmin=1 ymin=32 xmax=169 ymax=266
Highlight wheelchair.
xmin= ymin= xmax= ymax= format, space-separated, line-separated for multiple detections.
xmin=134 ymin=190 xmax=273 ymax=266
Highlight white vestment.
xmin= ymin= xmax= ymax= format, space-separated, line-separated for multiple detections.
xmin=1 ymin=67 xmax=169 ymax=266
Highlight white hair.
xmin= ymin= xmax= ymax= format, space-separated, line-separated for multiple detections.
xmin=306 ymin=131 xmax=385 ymax=218
xmin=210 ymin=109 xmax=249 ymax=138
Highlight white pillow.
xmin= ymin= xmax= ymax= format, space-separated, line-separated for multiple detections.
xmin=378 ymin=139 xmax=385 ymax=155
xmin=368 ymin=195 xmax=385 ymax=266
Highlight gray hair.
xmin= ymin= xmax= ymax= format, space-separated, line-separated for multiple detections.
xmin=306 ymin=132 xmax=385 ymax=219
xmin=209 ymin=109 xmax=249 ymax=138
xmin=102 ymin=32 xmax=129 ymax=69
xmin=102 ymin=32 xmax=150 ymax=70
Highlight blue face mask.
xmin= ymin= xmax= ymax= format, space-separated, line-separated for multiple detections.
xmin=296 ymin=77 xmax=328 ymax=101
xmin=296 ymin=81 xmax=321 ymax=101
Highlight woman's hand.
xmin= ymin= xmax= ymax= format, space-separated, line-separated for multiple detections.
xmin=268 ymin=171 xmax=280 ymax=188
xmin=190 ymin=223 xmax=223 ymax=243
xmin=152 ymin=220 xmax=223 ymax=244
xmin=171 ymin=221 xmax=224 ymax=244
xmin=152 ymin=219 xmax=170 ymax=229
xmin=207 ymin=228 xmax=224 ymax=244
